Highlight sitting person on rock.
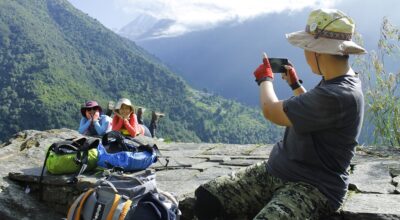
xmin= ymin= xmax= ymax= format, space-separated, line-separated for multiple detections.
xmin=112 ymin=98 xmax=163 ymax=138
xmin=78 ymin=100 xmax=112 ymax=136
xmin=194 ymin=9 xmax=366 ymax=220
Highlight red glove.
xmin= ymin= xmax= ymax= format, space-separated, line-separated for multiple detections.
xmin=284 ymin=65 xmax=302 ymax=90
xmin=253 ymin=57 xmax=273 ymax=85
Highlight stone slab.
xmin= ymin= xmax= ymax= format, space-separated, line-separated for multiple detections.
xmin=157 ymin=180 xmax=204 ymax=200
xmin=357 ymin=146 xmax=400 ymax=159
xmin=249 ymin=144 xmax=274 ymax=157
xmin=343 ymin=193 xmax=400 ymax=215
xmin=220 ymin=159 xmax=262 ymax=167
xmin=194 ymin=166 xmax=240 ymax=181
xmin=151 ymin=157 xmax=206 ymax=169
xmin=349 ymin=161 xmax=396 ymax=193
xmin=202 ymin=144 xmax=259 ymax=156
xmin=389 ymin=163 xmax=400 ymax=177
xmin=208 ymin=155 xmax=231 ymax=162
xmin=158 ymin=143 xmax=215 ymax=152
xmin=156 ymin=169 xmax=200 ymax=182
xmin=190 ymin=162 xmax=220 ymax=171
xmin=394 ymin=176 xmax=400 ymax=194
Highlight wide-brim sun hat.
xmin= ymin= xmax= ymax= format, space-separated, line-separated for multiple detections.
xmin=80 ymin=100 xmax=102 ymax=117
xmin=286 ymin=8 xmax=367 ymax=55
xmin=114 ymin=98 xmax=134 ymax=112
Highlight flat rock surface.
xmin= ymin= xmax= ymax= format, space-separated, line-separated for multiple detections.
xmin=343 ymin=194 xmax=400 ymax=214
xmin=348 ymin=160 xmax=397 ymax=193
xmin=1 ymin=129 xmax=400 ymax=220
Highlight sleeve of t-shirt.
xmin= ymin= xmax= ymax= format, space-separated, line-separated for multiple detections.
xmin=283 ymin=86 xmax=341 ymax=134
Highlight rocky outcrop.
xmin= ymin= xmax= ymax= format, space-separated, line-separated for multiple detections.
xmin=1 ymin=129 xmax=400 ymax=219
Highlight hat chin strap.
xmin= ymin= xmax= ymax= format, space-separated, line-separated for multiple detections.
xmin=315 ymin=52 xmax=323 ymax=76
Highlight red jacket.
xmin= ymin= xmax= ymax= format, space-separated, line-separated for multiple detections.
xmin=112 ymin=113 xmax=144 ymax=137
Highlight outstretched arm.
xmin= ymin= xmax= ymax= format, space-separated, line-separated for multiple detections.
xmin=123 ymin=114 xmax=143 ymax=137
xmin=78 ymin=117 xmax=91 ymax=134
xmin=112 ymin=115 xmax=123 ymax=131
xmin=259 ymin=81 xmax=292 ymax=126
xmin=94 ymin=115 xmax=112 ymax=135
xmin=253 ymin=53 xmax=292 ymax=126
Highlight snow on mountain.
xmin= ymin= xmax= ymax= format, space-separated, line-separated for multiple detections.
xmin=118 ymin=14 xmax=175 ymax=40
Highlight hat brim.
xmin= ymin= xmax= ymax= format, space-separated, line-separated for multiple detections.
xmin=286 ymin=31 xmax=367 ymax=55
xmin=81 ymin=106 xmax=102 ymax=117
xmin=115 ymin=99 xmax=134 ymax=111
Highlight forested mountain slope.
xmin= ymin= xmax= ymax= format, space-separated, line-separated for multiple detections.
xmin=0 ymin=0 xmax=282 ymax=143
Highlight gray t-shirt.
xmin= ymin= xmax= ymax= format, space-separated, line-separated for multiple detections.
xmin=266 ymin=73 xmax=364 ymax=210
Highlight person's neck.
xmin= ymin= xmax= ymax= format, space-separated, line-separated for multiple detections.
xmin=320 ymin=57 xmax=351 ymax=80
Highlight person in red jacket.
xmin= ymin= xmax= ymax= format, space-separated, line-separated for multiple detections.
xmin=112 ymin=98 xmax=152 ymax=137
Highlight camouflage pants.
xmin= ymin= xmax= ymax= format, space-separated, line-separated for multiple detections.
xmin=200 ymin=161 xmax=334 ymax=220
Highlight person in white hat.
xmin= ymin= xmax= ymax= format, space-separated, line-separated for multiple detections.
xmin=111 ymin=98 xmax=152 ymax=137
xmin=194 ymin=9 xmax=366 ymax=219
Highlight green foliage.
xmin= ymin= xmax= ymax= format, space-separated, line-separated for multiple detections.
xmin=0 ymin=0 xmax=282 ymax=144
xmin=354 ymin=18 xmax=400 ymax=147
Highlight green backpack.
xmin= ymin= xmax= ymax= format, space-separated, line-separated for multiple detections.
xmin=41 ymin=137 xmax=99 ymax=176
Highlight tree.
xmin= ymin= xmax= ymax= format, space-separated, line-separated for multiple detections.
xmin=354 ymin=17 xmax=400 ymax=147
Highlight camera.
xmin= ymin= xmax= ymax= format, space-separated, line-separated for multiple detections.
xmin=268 ymin=58 xmax=289 ymax=73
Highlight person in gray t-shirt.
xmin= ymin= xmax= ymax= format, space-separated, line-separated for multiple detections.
xmin=194 ymin=9 xmax=367 ymax=220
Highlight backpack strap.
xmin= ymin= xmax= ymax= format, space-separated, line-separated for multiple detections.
xmin=117 ymin=199 xmax=132 ymax=220
xmin=52 ymin=143 xmax=79 ymax=154
xmin=38 ymin=143 xmax=55 ymax=200
xmin=126 ymin=137 xmax=145 ymax=146
xmin=39 ymin=141 xmax=77 ymax=199
xmin=67 ymin=188 xmax=95 ymax=220
xmin=158 ymin=190 xmax=179 ymax=207
xmin=72 ymin=137 xmax=88 ymax=148
xmin=67 ymin=189 xmax=90 ymax=220
xmin=69 ymin=138 xmax=100 ymax=183
xmin=97 ymin=179 xmax=132 ymax=220
xmin=75 ymin=138 xmax=100 ymax=166
xmin=105 ymin=194 xmax=122 ymax=220
xmin=126 ymin=137 xmax=160 ymax=156
xmin=102 ymin=131 xmax=130 ymax=151
xmin=128 ymin=138 xmax=168 ymax=168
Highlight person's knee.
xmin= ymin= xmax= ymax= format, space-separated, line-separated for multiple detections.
xmin=194 ymin=186 xmax=222 ymax=220
xmin=254 ymin=202 xmax=297 ymax=220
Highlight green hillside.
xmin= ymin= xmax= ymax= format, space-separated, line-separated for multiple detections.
xmin=0 ymin=0 xmax=282 ymax=143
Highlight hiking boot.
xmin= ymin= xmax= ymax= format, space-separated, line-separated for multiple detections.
xmin=137 ymin=107 xmax=146 ymax=115
xmin=105 ymin=101 xmax=115 ymax=116
xmin=108 ymin=101 xmax=115 ymax=110
xmin=151 ymin=111 xmax=165 ymax=122
xmin=150 ymin=111 xmax=165 ymax=138
xmin=137 ymin=107 xmax=146 ymax=125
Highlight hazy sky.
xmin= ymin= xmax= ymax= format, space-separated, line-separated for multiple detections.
xmin=67 ymin=0 xmax=339 ymax=34
xmin=67 ymin=0 xmax=400 ymax=42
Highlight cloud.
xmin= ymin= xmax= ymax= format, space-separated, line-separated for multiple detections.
xmin=114 ymin=0 xmax=341 ymax=37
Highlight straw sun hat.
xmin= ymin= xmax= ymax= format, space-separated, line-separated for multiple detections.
xmin=286 ymin=8 xmax=367 ymax=55
xmin=114 ymin=98 xmax=134 ymax=112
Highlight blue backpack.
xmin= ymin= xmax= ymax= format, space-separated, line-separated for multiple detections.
xmin=97 ymin=131 xmax=158 ymax=171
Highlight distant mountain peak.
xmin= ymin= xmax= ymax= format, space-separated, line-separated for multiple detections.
xmin=118 ymin=14 xmax=176 ymax=41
